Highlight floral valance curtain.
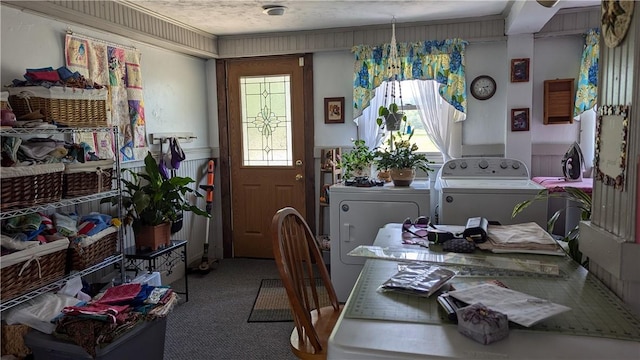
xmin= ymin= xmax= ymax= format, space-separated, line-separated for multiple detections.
xmin=574 ymin=28 xmax=600 ymax=117
xmin=352 ymin=39 xmax=468 ymax=120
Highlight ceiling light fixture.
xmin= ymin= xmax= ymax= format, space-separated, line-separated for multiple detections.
xmin=536 ymin=0 xmax=560 ymax=8
xmin=262 ymin=5 xmax=287 ymax=16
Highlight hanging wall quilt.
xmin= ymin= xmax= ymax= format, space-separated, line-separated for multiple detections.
xmin=65 ymin=33 xmax=148 ymax=162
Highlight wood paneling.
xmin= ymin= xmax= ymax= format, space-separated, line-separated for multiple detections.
xmin=592 ymin=2 xmax=637 ymax=241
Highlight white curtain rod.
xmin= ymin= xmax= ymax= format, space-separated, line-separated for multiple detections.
xmin=66 ymin=29 xmax=137 ymax=52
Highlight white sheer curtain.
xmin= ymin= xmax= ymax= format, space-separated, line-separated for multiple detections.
xmin=407 ymin=80 xmax=465 ymax=162
xmin=353 ymin=82 xmax=388 ymax=150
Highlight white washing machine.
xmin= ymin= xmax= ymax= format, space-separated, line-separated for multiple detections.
xmin=436 ymin=158 xmax=547 ymax=228
xmin=329 ymin=181 xmax=430 ymax=302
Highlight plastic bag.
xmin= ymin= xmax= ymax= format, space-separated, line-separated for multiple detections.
xmin=379 ymin=263 xmax=456 ymax=297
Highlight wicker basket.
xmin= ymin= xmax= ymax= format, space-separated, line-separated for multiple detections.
xmin=7 ymin=86 xmax=107 ymax=127
xmin=0 ymin=163 xmax=64 ymax=210
xmin=63 ymin=160 xmax=114 ymax=198
xmin=0 ymin=238 xmax=69 ymax=301
xmin=0 ymin=91 xmax=9 ymax=110
xmin=68 ymin=227 xmax=118 ymax=271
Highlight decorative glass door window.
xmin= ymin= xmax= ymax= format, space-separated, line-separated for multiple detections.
xmin=240 ymin=75 xmax=292 ymax=166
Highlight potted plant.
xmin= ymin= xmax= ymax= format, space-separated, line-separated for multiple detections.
xmin=376 ymin=103 xmax=406 ymax=131
xmin=512 ymin=187 xmax=591 ymax=268
xmin=103 ymin=151 xmax=209 ymax=250
xmin=340 ymin=139 xmax=376 ymax=180
xmin=374 ymin=131 xmax=433 ymax=186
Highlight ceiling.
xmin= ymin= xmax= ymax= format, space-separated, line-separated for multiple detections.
xmin=119 ymin=0 xmax=601 ymax=37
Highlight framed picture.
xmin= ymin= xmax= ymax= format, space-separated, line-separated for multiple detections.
xmin=511 ymin=108 xmax=530 ymax=131
xmin=511 ymin=58 xmax=530 ymax=82
xmin=324 ymin=97 xmax=344 ymax=124
xmin=595 ymin=105 xmax=629 ymax=190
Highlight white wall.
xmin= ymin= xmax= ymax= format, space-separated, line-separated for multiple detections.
xmin=313 ymin=50 xmax=358 ymax=148
xmin=463 ymin=41 xmax=508 ymax=145
xmin=531 ymin=36 xmax=583 ymax=144
xmin=0 ymin=6 xmax=211 ymax=152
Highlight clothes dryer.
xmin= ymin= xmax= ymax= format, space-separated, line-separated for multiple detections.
xmin=436 ymin=158 xmax=547 ymax=228
xmin=329 ymin=181 xmax=430 ymax=302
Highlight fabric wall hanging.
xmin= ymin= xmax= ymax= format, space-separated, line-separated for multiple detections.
xmin=64 ymin=33 xmax=148 ymax=162
xmin=601 ymin=0 xmax=634 ymax=48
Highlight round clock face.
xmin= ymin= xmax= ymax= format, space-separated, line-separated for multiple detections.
xmin=470 ymin=75 xmax=496 ymax=100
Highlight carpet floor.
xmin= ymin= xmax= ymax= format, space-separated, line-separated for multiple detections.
xmin=248 ymin=278 xmax=331 ymax=322
xmin=164 ymin=258 xmax=298 ymax=360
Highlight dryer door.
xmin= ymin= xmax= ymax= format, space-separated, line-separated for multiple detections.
xmin=338 ymin=200 xmax=420 ymax=265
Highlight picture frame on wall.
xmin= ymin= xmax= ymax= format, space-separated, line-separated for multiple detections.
xmin=324 ymin=97 xmax=344 ymax=124
xmin=511 ymin=108 xmax=530 ymax=131
xmin=511 ymin=58 xmax=530 ymax=82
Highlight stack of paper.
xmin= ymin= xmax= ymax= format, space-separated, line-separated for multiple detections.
xmin=478 ymin=222 xmax=565 ymax=256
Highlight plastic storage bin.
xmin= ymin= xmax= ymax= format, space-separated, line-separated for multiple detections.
xmin=24 ymin=317 xmax=166 ymax=360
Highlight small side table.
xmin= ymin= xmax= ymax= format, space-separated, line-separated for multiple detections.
xmin=124 ymin=240 xmax=189 ymax=302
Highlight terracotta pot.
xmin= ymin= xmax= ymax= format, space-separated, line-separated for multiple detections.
xmin=389 ymin=168 xmax=416 ymax=187
xmin=135 ymin=222 xmax=171 ymax=251
xmin=377 ymin=170 xmax=392 ymax=183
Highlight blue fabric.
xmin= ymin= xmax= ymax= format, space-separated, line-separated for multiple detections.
xmin=57 ymin=66 xmax=80 ymax=81
xmin=80 ymin=213 xmax=112 ymax=236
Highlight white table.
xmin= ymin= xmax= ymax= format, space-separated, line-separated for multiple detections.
xmin=327 ymin=224 xmax=640 ymax=359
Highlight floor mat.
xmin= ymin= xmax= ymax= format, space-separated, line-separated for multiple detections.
xmin=247 ymin=278 xmax=330 ymax=322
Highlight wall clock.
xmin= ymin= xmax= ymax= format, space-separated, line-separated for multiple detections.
xmin=470 ymin=75 xmax=496 ymax=100
xmin=601 ymin=0 xmax=634 ymax=48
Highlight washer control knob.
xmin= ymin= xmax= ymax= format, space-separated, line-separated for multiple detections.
xmin=478 ymin=160 xmax=489 ymax=169
xmin=460 ymin=161 xmax=468 ymax=169
xmin=500 ymin=161 xmax=508 ymax=169
xmin=512 ymin=162 xmax=520 ymax=170
xmin=448 ymin=162 xmax=457 ymax=169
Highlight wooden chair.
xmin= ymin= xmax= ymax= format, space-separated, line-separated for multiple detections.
xmin=271 ymin=207 xmax=343 ymax=359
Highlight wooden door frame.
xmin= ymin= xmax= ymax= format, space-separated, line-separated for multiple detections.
xmin=216 ymin=54 xmax=316 ymax=258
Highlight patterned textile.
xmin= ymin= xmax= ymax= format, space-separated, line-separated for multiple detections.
xmin=54 ymin=311 xmax=142 ymax=358
xmin=574 ymin=28 xmax=600 ymax=117
xmin=64 ymin=34 xmax=148 ymax=162
xmin=352 ymin=39 xmax=468 ymax=119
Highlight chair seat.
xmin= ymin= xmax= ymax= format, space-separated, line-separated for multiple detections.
xmin=290 ymin=305 xmax=344 ymax=359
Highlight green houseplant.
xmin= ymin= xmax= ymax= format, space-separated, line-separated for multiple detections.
xmin=512 ymin=187 xmax=591 ymax=267
xmin=374 ymin=131 xmax=433 ymax=186
xmin=103 ymin=151 xmax=209 ymax=249
xmin=340 ymin=139 xmax=376 ymax=180
xmin=376 ymin=103 xmax=406 ymax=131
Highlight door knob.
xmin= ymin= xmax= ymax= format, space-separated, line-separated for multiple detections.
xmin=295 ymin=174 xmax=303 ymax=181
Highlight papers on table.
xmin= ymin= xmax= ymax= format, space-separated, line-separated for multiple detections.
xmin=479 ymin=222 xmax=565 ymax=256
xmin=448 ymin=283 xmax=571 ymax=327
